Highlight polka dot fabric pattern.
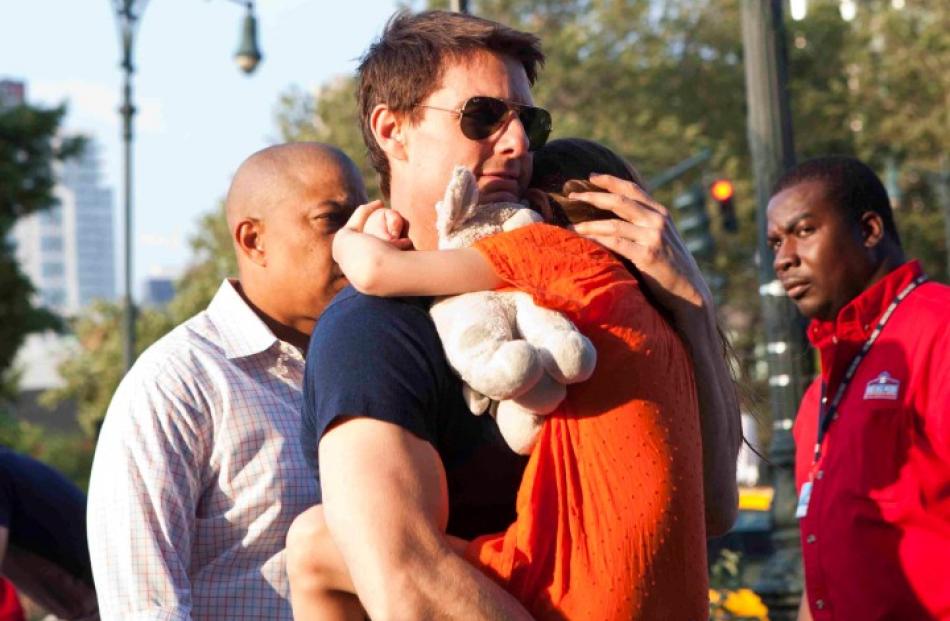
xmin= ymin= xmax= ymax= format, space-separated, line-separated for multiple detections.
xmin=467 ymin=224 xmax=708 ymax=620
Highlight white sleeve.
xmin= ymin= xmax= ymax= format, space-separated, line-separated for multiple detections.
xmin=87 ymin=359 xmax=210 ymax=621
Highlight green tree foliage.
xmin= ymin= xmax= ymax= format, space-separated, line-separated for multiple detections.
xmin=275 ymin=82 xmax=382 ymax=200
xmin=166 ymin=202 xmax=236 ymax=324
xmin=0 ymin=103 xmax=83 ymax=399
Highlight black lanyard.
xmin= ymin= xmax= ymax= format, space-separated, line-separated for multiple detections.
xmin=813 ymin=274 xmax=928 ymax=464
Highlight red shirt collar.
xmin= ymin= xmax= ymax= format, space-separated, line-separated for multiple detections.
xmin=807 ymin=260 xmax=923 ymax=351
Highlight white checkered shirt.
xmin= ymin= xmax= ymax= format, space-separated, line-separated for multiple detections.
xmin=87 ymin=280 xmax=318 ymax=621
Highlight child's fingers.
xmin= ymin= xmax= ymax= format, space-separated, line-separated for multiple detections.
xmin=391 ymin=237 xmax=415 ymax=251
xmin=343 ymin=200 xmax=386 ymax=232
xmin=383 ymin=210 xmax=407 ymax=240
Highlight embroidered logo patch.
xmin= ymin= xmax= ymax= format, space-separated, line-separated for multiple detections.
xmin=864 ymin=371 xmax=900 ymax=400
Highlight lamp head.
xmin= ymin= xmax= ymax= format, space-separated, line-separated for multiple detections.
xmin=234 ymin=9 xmax=262 ymax=74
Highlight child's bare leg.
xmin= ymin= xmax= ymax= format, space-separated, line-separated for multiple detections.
xmin=286 ymin=505 xmax=365 ymax=621
xmin=446 ymin=534 xmax=470 ymax=557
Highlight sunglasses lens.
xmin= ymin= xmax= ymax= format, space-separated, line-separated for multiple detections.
xmin=459 ymin=97 xmax=510 ymax=140
xmin=519 ymin=107 xmax=552 ymax=151
xmin=458 ymin=97 xmax=552 ymax=150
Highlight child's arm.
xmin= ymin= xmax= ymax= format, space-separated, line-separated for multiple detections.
xmin=333 ymin=202 xmax=504 ymax=297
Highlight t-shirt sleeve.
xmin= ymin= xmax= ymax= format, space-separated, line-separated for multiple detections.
xmin=472 ymin=223 xmax=632 ymax=321
xmin=302 ymin=292 xmax=443 ymax=479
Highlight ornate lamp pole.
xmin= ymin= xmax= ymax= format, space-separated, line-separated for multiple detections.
xmin=111 ymin=0 xmax=262 ymax=373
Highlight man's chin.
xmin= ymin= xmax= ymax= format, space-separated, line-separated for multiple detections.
xmin=479 ymin=190 xmax=523 ymax=205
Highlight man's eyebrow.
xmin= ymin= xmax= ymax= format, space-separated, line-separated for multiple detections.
xmin=309 ymin=200 xmax=345 ymax=212
xmin=775 ymin=211 xmax=814 ymax=233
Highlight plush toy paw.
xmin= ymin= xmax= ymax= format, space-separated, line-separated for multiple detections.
xmin=495 ymin=400 xmax=545 ymax=456
xmin=462 ymin=384 xmax=491 ymax=415
xmin=511 ymin=291 xmax=597 ymax=384
xmin=507 ymin=372 xmax=566 ymax=415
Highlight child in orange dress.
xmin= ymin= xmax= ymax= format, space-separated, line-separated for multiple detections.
xmin=295 ymin=139 xmax=709 ymax=620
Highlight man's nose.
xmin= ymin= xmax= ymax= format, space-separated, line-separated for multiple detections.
xmin=495 ymin=110 xmax=530 ymax=156
xmin=773 ymin=238 xmax=798 ymax=273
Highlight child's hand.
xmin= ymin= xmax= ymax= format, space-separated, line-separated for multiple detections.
xmin=364 ymin=207 xmax=411 ymax=247
xmin=333 ymin=201 xmax=414 ymax=294
xmin=339 ymin=200 xmax=413 ymax=249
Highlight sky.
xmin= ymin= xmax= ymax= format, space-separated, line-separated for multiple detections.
xmin=1 ymin=0 xmax=400 ymax=294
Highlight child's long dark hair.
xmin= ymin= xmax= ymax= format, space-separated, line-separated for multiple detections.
xmin=531 ymin=138 xmax=646 ymax=227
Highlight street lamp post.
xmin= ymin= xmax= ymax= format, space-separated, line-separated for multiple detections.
xmin=740 ymin=1 xmax=812 ymax=620
xmin=111 ymin=0 xmax=261 ymax=373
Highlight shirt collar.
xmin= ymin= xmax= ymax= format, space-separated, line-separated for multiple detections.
xmin=206 ymin=279 xmax=280 ymax=360
xmin=808 ymin=259 xmax=923 ymax=348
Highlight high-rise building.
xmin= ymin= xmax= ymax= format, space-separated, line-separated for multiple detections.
xmin=0 ymin=79 xmax=26 ymax=107
xmin=11 ymin=137 xmax=117 ymax=316
xmin=142 ymin=276 xmax=176 ymax=308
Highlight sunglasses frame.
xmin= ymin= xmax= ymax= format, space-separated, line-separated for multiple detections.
xmin=417 ymin=96 xmax=552 ymax=151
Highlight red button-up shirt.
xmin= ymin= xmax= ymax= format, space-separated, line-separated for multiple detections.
xmin=793 ymin=260 xmax=950 ymax=620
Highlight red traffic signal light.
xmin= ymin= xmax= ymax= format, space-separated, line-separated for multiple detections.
xmin=709 ymin=179 xmax=738 ymax=233
xmin=710 ymin=179 xmax=734 ymax=202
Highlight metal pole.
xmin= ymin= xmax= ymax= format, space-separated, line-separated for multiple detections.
xmin=741 ymin=1 xmax=811 ymax=619
xmin=450 ymin=0 xmax=469 ymax=14
xmin=935 ymin=158 xmax=950 ymax=281
xmin=117 ymin=1 xmax=138 ymax=373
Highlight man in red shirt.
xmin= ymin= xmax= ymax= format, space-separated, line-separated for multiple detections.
xmin=767 ymin=155 xmax=950 ymax=620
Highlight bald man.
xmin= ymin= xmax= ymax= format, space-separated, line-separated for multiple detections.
xmin=87 ymin=143 xmax=367 ymax=621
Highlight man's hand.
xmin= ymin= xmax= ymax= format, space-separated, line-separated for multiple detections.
xmin=569 ymin=173 xmax=713 ymax=319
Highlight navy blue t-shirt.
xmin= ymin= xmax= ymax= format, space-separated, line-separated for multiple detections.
xmin=0 ymin=448 xmax=93 ymax=585
xmin=302 ymin=287 xmax=528 ymax=539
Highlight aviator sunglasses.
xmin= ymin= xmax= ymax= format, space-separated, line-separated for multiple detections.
xmin=418 ymin=96 xmax=553 ymax=151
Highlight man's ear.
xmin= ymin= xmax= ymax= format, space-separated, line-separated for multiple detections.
xmin=860 ymin=211 xmax=886 ymax=250
xmin=234 ymin=218 xmax=266 ymax=267
xmin=370 ymin=104 xmax=408 ymax=161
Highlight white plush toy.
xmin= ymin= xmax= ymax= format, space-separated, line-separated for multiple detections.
xmin=430 ymin=166 xmax=597 ymax=455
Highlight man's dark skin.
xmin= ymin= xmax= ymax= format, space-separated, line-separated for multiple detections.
xmin=766 ymin=177 xmax=905 ymax=621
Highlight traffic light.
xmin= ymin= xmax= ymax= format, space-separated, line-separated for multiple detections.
xmin=710 ymin=178 xmax=738 ymax=233
xmin=673 ymin=184 xmax=714 ymax=263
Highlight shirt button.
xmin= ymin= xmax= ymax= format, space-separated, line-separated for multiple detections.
xmin=816 ymin=470 xmax=824 ymax=480
xmin=816 ymin=599 xmax=825 ymax=610
xmin=821 ymin=396 xmax=828 ymax=404
xmin=807 ymin=534 xmax=817 ymax=544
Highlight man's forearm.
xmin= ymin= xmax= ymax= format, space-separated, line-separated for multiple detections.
xmin=673 ymin=305 xmax=741 ymax=536
xmin=376 ymin=538 xmax=534 ymax=621
xmin=321 ymin=418 xmax=533 ymax=621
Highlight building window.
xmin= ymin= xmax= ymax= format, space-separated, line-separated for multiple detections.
xmin=41 ymin=236 xmax=63 ymax=252
xmin=42 ymin=262 xmax=64 ymax=277
xmin=40 ymin=208 xmax=62 ymax=225
xmin=42 ymin=289 xmax=66 ymax=308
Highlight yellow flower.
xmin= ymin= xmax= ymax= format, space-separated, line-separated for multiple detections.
xmin=723 ymin=588 xmax=768 ymax=618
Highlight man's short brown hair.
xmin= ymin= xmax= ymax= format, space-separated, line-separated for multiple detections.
xmin=357 ymin=10 xmax=544 ymax=197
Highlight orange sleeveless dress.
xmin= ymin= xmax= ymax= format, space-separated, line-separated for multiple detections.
xmin=467 ymin=223 xmax=708 ymax=621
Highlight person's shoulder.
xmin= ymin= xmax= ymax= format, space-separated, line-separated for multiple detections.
xmin=311 ymin=287 xmax=436 ymax=349
xmin=110 ymin=308 xmax=230 ymax=418
xmin=900 ymin=278 xmax=950 ymax=338
xmin=128 ymin=310 xmax=224 ymax=383
xmin=912 ymin=278 xmax=950 ymax=312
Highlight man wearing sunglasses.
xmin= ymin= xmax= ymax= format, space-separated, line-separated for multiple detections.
xmin=294 ymin=10 xmax=740 ymax=620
